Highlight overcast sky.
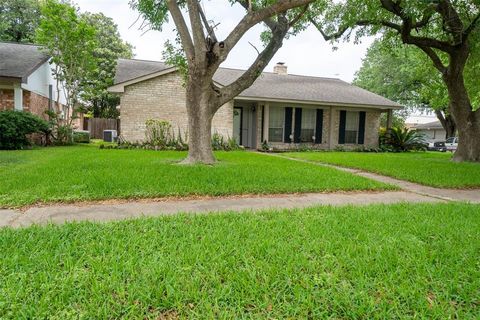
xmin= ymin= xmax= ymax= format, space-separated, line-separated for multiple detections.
xmin=75 ymin=0 xmax=375 ymax=83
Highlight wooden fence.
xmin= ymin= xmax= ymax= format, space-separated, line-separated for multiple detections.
xmin=87 ymin=118 xmax=120 ymax=139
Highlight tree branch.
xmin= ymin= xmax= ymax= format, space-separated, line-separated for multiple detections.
xmin=418 ymin=45 xmax=447 ymax=74
xmin=186 ymin=0 xmax=206 ymax=58
xmin=288 ymin=5 xmax=310 ymax=28
xmin=219 ymin=0 xmax=314 ymax=62
xmin=166 ymin=0 xmax=195 ymax=60
xmin=464 ymin=12 xmax=480 ymax=37
xmin=197 ymin=1 xmax=217 ymax=42
xmin=214 ymin=15 xmax=290 ymax=108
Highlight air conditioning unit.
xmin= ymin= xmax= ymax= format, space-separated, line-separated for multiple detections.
xmin=103 ymin=130 xmax=117 ymax=143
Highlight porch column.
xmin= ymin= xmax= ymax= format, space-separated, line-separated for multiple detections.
xmin=386 ymin=109 xmax=393 ymax=130
xmin=14 ymin=83 xmax=23 ymax=111
xmin=328 ymin=106 xmax=335 ymax=149
xmin=263 ymin=103 xmax=269 ymax=142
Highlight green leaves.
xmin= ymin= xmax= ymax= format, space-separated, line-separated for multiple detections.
xmin=0 ymin=0 xmax=40 ymax=43
xmin=36 ymin=0 xmax=98 ymax=113
xmin=129 ymin=0 xmax=170 ymax=32
xmin=79 ymin=12 xmax=134 ymax=117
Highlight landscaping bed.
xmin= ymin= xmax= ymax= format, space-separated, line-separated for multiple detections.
xmin=0 ymin=146 xmax=392 ymax=208
xmin=1 ymin=203 xmax=478 ymax=318
xmin=285 ymin=151 xmax=480 ymax=188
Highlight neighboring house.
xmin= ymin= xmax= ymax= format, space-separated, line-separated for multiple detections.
xmin=109 ymin=59 xmax=402 ymax=150
xmin=0 ymin=42 xmax=75 ymax=124
xmin=412 ymin=120 xmax=447 ymax=142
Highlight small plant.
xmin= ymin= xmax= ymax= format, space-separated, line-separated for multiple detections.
xmin=296 ymin=144 xmax=313 ymax=152
xmin=380 ymin=127 xmax=427 ymax=152
xmin=0 ymin=110 xmax=49 ymax=150
xmin=211 ymin=133 xmax=240 ymax=151
xmin=261 ymin=140 xmax=271 ymax=152
xmin=145 ymin=119 xmax=172 ymax=148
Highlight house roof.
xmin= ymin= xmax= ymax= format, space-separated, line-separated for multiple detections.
xmin=111 ymin=58 xmax=402 ymax=109
xmin=414 ymin=120 xmax=444 ymax=130
xmin=0 ymin=42 xmax=49 ymax=82
xmin=115 ymin=59 xmax=169 ymax=84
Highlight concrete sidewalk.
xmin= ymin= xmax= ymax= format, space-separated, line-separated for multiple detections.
xmin=1 ymin=191 xmax=441 ymax=228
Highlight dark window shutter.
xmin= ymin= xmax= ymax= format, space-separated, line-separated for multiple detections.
xmin=315 ymin=109 xmax=323 ymax=144
xmin=338 ymin=110 xmax=346 ymax=144
xmin=358 ymin=111 xmax=366 ymax=144
xmin=261 ymin=106 xmax=264 ymax=142
xmin=294 ymin=108 xmax=302 ymax=143
xmin=284 ymin=107 xmax=292 ymax=142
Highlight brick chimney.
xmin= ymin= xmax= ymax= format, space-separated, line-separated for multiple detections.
xmin=273 ymin=62 xmax=287 ymax=75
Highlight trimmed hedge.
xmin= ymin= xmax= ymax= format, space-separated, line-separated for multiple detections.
xmin=0 ymin=110 xmax=49 ymax=150
xmin=73 ymin=130 xmax=90 ymax=143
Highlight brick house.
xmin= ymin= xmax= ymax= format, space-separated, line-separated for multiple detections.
xmin=109 ymin=59 xmax=401 ymax=150
xmin=0 ymin=42 xmax=72 ymax=122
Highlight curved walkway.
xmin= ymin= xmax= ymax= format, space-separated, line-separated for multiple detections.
xmin=1 ymin=153 xmax=478 ymax=228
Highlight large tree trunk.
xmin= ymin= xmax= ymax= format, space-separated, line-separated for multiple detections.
xmin=444 ymin=63 xmax=480 ymax=162
xmin=182 ymin=76 xmax=216 ymax=165
xmin=434 ymin=109 xmax=456 ymax=139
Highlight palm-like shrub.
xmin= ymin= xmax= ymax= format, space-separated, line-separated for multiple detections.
xmin=381 ymin=127 xmax=427 ymax=152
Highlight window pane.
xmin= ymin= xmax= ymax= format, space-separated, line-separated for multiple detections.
xmin=345 ymin=111 xmax=359 ymax=131
xmin=344 ymin=111 xmax=359 ymax=144
xmin=269 ymin=128 xmax=283 ymax=142
xmin=269 ymin=107 xmax=284 ymax=142
xmin=345 ymin=130 xmax=357 ymax=144
xmin=299 ymin=108 xmax=316 ymax=142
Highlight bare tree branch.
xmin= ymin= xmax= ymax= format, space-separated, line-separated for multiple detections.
xmin=166 ymin=0 xmax=195 ymax=60
xmin=215 ymin=15 xmax=290 ymax=108
xmin=248 ymin=41 xmax=260 ymax=54
xmin=187 ymin=0 xmax=206 ymax=58
xmin=219 ymin=0 xmax=315 ymax=63
xmin=197 ymin=2 xmax=217 ymax=42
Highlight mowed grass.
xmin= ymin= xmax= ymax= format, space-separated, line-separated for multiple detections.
xmin=0 ymin=146 xmax=391 ymax=208
xmin=1 ymin=203 xmax=479 ymax=318
xmin=285 ymin=151 xmax=480 ymax=188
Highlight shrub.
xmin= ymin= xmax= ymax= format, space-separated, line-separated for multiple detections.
xmin=73 ymin=130 xmax=90 ymax=143
xmin=0 ymin=110 xmax=49 ymax=150
xmin=107 ymin=124 xmax=240 ymax=152
xmin=380 ymin=127 xmax=427 ymax=152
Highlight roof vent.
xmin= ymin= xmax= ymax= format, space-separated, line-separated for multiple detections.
xmin=273 ymin=62 xmax=287 ymax=75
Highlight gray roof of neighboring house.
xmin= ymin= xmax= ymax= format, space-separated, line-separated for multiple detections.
xmin=113 ymin=58 xmax=402 ymax=109
xmin=414 ymin=120 xmax=444 ymax=130
xmin=0 ymin=42 xmax=49 ymax=81
xmin=115 ymin=58 xmax=169 ymax=84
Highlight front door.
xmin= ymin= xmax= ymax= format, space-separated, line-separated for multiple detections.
xmin=233 ymin=107 xmax=242 ymax=145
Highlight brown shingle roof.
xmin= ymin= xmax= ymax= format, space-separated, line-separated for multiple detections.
xmin=113 ymin=58 xmax=402 ymax=109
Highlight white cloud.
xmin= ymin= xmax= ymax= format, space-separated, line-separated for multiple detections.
xmin=76 ymin=0 xmax=374 ymax=82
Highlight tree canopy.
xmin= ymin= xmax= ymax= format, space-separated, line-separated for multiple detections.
xmin=36 ymin=0 xmax=98 ymax=122
xmin=310 ymin=0 xmax=480 ymax=161
xmin=0 ymin=0 xmax=40 ymax=43
xmin=80 ymin=12 xmax=134 ymax=118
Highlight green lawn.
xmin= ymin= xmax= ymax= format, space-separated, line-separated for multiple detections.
xmin=285 ymin=151 xmax=480 ymax=188
xmin=1 ymin=203 xmax=478 ymax=318
xmin=0 ymin=146 xmax=391 ymax=208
